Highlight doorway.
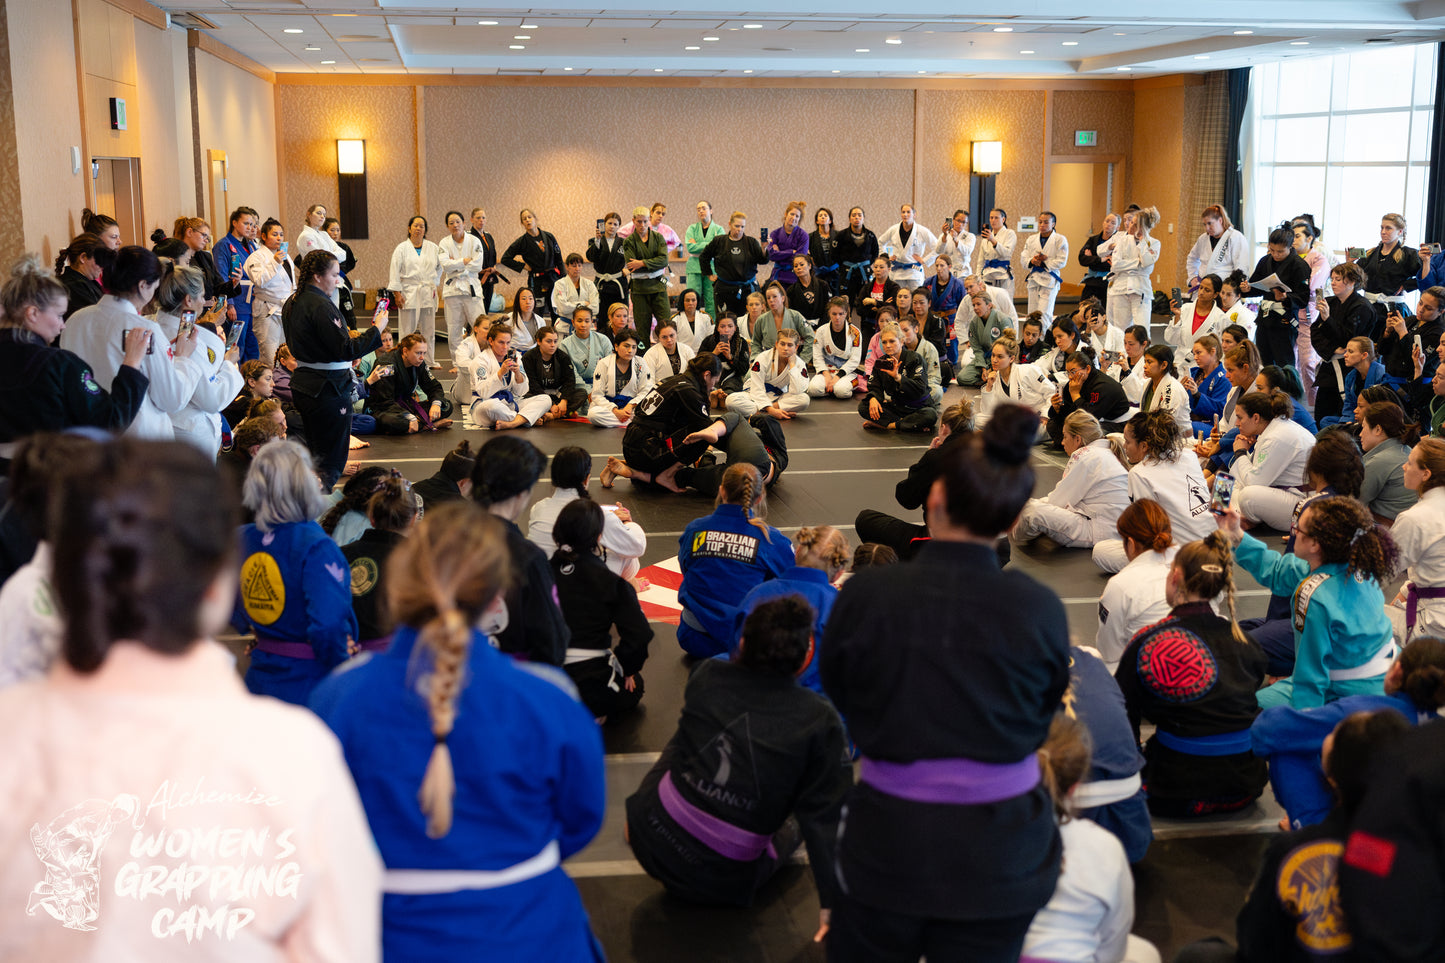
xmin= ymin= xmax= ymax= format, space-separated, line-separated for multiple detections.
xmin=207 ymin=150 xmax=229 ymax=232
xmin=1045 ymin=158 xmax=1122 ymax=286
xmin=91 ymin=157 xmax=143 ymax=246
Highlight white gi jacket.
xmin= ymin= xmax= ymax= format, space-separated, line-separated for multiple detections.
xmin=975 ymin=227 xmax=1019 ymax=293
xmin=243 ymin=247 xmax=295 ymax=318
xmin=58 ymin=295 xmax=203 ymax=441
xmin=1186 ymin=227 xmax=1252 ymax=282
xmin=1022 ymin=231 xmax=1070 ymax=292
xmin=1044 ymin=440 xmax=1131 ymax=543
xmin=590 ymin=355 xmax=653 ymax=410
xmin=1129 ymin=455 xmax=1215 ymax=543
xmin=295 ymin=225 xmax=342 ymax=259
xmin=813 ymin=323 xmax=863 ymax=377
xmin=876 ymin=222 xmax=939 ymax=288
xmin=0 ymin=543 xmax=59 ymax=690
xmin=1163 ymin=301 xmax=1230 ymax=349
xmin=928 ymin=229 xmax=977 ymax=274
xmin=388 ymin=239 xmax=443 ymax=310
xmin=978 ymin=362 xmax=1053 ymax=422
xmin=1140 ymin=374 xmax=1193 ymax=437
xmin=153 ymin=310 xmax=244 ymax=457
xmin=1096 ymin=546 xmax=1179 ymax=667
xmin=1099 ymin=233 xmax=1161 ymax=297
xmin=550 ymin=275 xmax=600 ymax=321
xmin=1233 ymin=416 xmax=1314 ymax=491
xmin=642 ymin=341 xmax=695 ymax=384
xmin=438 ymin=233 xmax=486 ymax=300
xmin=473 ymin=346 xmax=531 ymax=403
xmin=1390 ymin=487 xmax=1445 ymax=641
xmin=744 ymin=349 xmax=810 ymax=407
xmin=528 ymin=489 xmax=648 ymax=579
xmin=673 ymin=311 xmax=713 ymax=353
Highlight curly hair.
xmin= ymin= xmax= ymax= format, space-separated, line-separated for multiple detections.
xmin=794 ymin=525 xmax=850 ymax=577
xmin=1299 ymin=496 xmax=1399 ymax=583
xmin=1126 ymin=409 xmax=1183 ymax=463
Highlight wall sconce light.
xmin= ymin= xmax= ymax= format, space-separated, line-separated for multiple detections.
xmin=336 ymin=139 xmax=368 ymax=239
xmin=969 ymin=140 xmax=1002 ymax=233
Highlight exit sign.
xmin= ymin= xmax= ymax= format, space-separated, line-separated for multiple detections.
xmin=1075 ymin=130 xmax=1097 ymax=147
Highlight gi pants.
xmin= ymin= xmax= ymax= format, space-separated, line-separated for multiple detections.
xmin=471 ymin=394 xmax=550 ymax=428
xmin=291 ymin=375 xmax=353 ymax=490
xmin=443 ymin=294 xmax=482 ymax=353
xmin=860 ymin=398 xmax=939 ymax=433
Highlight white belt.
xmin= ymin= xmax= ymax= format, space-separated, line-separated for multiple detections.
xmin=1330 ymin=640 xmax=1398 ymax=682
xmin=632 ymin=267 xmax=667 ymax=280
xmin=383 ymin=840 xmax=560 ymax=894
xmin=1362 ymin=292 xmax=1408 ymax=305
xmin=596 ymin=271 xmax=624 ymax=282
xmin=1071 ymin=772 xmax=1143 ymax=808
xmin=564 ymin=646 xmax=612 ymax=665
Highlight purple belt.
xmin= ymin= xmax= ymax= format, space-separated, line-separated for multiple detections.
xmin=253 ymin=638 xmax=315 ymax=660
xmin=359 ymin=634 xmax=393 ymax=653
xmin=859 ymin=754 xmax=1041 ymax=805
xmin=1406 ymin=582 xmax=1445 ymax=633
xmin=658 ymin=771 xmax=777 ymax=863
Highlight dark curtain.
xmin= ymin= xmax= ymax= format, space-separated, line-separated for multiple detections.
xmin=1222 ymin=67 xmax=1251 ymax=229
xmin=1426 ymin=44 xmax=1445 ymax=243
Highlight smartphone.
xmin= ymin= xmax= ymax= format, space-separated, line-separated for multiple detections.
xmin=759 ymin=227 xmax=768 ymax=242
xmin=224 ymin=320 xmax=244 ymax=350
xmin=1415 ymin=334 xmax=1424 ymax=354
xmin=377 ymin=364 xmax=395 ymax=377
xmin=123 ymin=328 xmax=155 ymax=355
xmin=1210 ymin=472 xmax=1236 ymax=516
xmin=1171 ymin=286 xmax=1182 ymax=306
xmin=178 ymin=310 xmax=196 ymax=339
xmin=596 ymin=218 xmax=604 ymax=232
xmin=1432 ymin=243 xmax=1442 ymax=256
xmin=215 ymin=295 xmax=228 ymax=315
xmin=1348 ymin=247 xmax=1366 ymax=259
xmin=600 ymin=504 xmax=620 ymax=513
xmin=279 ymin=241 xmax=289 ymax=255
xmin=375 ymin=296 xmax=391 ymax=313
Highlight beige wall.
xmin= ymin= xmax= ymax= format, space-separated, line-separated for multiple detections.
xmin=1133 ymin=78 xmax=1209 ymax=288
xmin=195 ymin=50 xmax=279 ymax=232
xmin=8 ymin=0 xmax=87 ymax=261
xmin=134 ymin=21 xmax=195 ymax=237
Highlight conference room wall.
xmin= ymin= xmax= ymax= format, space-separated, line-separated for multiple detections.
xmin=195 ymin=50 xmax=280 ymax=236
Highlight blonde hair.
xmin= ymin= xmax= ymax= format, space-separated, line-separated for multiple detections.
xmin=794 ymin=525 xmax=849 ymax=577
xmin=1174 ymin=532 xmax=1249 ymax=645
xmin=1038 ymin=713 xmax=1093 ymax=820
xmin=993 ymin=326 xmax=1020 ymax=359
xmin=716 ymin=464 xmax=770 ymax=541
xmin=1136 ymin=206 xmax=1161 ymax=232
xmin=1062 ymin=410 xmax=1127 ymax=466
xmin=1 ymin=254 xmax=67 ymax=325
xmin=386 ymin=502 xmax=513 ymax=838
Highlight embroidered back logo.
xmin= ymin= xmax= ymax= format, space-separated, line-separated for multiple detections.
xmin=28 ymin=794 xmax=138 ymax=930
xmin=240 ymin=552 xmax=286 ymax=625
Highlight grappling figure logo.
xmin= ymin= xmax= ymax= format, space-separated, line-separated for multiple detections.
xmin=27 ymin=794 xmax=139 ymax=930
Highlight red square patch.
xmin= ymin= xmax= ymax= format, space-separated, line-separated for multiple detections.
xmin=1344 ymin=831 xmax=1398 ymax=877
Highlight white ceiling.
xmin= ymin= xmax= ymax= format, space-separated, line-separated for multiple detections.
xmin=158 ymin=1 xmax=1445 ymax=77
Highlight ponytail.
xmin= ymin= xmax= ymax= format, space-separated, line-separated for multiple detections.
xmin=1038 ymin=713 xmax=1092 ymax=820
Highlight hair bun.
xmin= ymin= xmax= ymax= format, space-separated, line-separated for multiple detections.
xmin=10 ymin=254 xmax=48 ymax=281
xmin=982 ymin=405 xmax=1038 ymax=467
xmin=1151 ymin=533 xmax=1172 ymax=552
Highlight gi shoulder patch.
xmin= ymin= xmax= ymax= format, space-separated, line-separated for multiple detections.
xmin=80 ymin=370 xmax=101 ymax=395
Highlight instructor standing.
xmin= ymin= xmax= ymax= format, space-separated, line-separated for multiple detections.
xmin=624 ymin=206 xmax=671 ymax=349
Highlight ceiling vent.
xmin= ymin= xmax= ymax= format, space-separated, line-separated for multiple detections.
xmin=171 ymin=11 xmax=218 ymax=29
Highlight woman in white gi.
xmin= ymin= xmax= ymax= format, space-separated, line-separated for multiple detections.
xmin=388 ymin=215 xmax=443 ymax=361
xmin=151 ymin=262 xmax=242 ymax=458
xmin=809 ymin=295 xmax=862 ymax=399
xmin=642 ymin=318 xmax=696 ymax=384
xmin=1229 ymin=390 xmax=1315 ymax=511
xmin=507 ymin=288 xmax=546 ymax=354
xmin=1083 ymin=301 xmax=1127 ymax=379
xmin=876 ymin=204 xmax=937 ymax=290
xmin=589 ymin=328 xmax=653 ymax=428
xmin=243 ymin=217 xmax=294 ymax=365
xmin=977 ymin=328 xmax=1052 ymax=425
xmin=1100 ymin=208 xmax=1162 ymax=332
xmin=673 ymin=288 xmax=713 ymax=353
xmin=1094 ymin=499 xmax=1177 ymax=668
xmin=294 ymin=203 xmax=342 ymax=258
xmin=1117 ymin=325 xmax=1151 ymax=403
xmin=450 ymin=319 xmax=486 ymax=411
xmin=1095 ymin=409 xmax=1214 ymax=573
xmin=1164 ymin=274 xmax=1229 ymax=349
xmin=59 ymin=245 xmax=203 ymax=441
xmin=975 ymin=207 xmax=1018 ymax=297
xmin=471 ymin=323 xmax=551 ymax=430
xmin=1186 ymin=205 xmax=1251 ymax=292
xmin=528 ymin=445 xmax=648 ymax=581
xmin=1014 ymin=410 xmax=1129 ymax=548
xmin=438 ymin=210 xmax=486 ymax=356
xmin=1022 ymin=211 xmax=1069 ymax=319
xmin=728 ymin=326 xmax=810 ymax=418
xmin=1138 ymin=344 xmax=1193 ymax=436
xmin=1388 ymin=438 xmax=1445 ymax=642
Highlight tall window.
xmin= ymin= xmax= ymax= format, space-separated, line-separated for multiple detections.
xmin=1249 ymin=44 xmax=1436 ymax=257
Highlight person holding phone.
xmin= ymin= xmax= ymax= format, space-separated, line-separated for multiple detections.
xmin=859 ymin=324 xmax=935 ymax=432
xmin=283 ymin=250 xmax=387 ymax=488
xmin=470 ymin=323 xmax=551 ymax=430
xmin=212 ymin=206 xmax=260 ymax=361
xmin=683 ymin=201 xmax=726 ymax=318
xmin=244 ymin=218 xmax=295 ymax=366
xmin=1098 ymin=207 xmax=1162 ymax=333
xmin=973 ymin=206 xmax=1018 ymax=297
xmin=1356 ymin=213 xmax=1424 ymax=338
xmin=151 ymin=262 xmax=241 ymax=458
xmin=1379 ymin=285 xmax=1445 ymax=392
xmin=698 ymin=313 xmax=750 ymax=401
xmin=587 ymin=211 xmax=629 ymax=321
xmin=1165 ymin=274 xmax=1228 ymax=350
xmin=1022 ymin=211 xmax=1069 ymax=320
xmin=700 ymin=212 xmax=769 ymax=320
xmin=1312 ymin=261 xmax=1376 ymax=423
xmin=367 ymin=332 xmax=454 ymax=434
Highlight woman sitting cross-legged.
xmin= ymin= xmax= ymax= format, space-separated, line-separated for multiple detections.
xmin=470 ymin=322 xmax=552 ymax=430
xmin=1114 ymin=532 xmax=1270 ymax=817
xmin=1014 ymin=410 xmax=1130 ymax=551
xmin=550 ymin=498 xmax=652 ymax=722
xmin=858 ymin=322 xmax=938 ymax=433
xmin=625 ymin=595 xmax=851 ymax=928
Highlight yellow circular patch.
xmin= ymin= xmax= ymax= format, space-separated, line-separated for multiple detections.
xmin=350 ymin=556 xmax=378 ymax=597
xmin=240 ymin=552 xmax=286 ymax=625
xmin=1276 ymin=839 xmax=1351 ymax=952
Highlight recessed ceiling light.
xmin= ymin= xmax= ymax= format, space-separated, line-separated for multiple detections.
xmin=1116 ymin=66 xmax=1132 ymax=71
xmin=743 ymin=69 xmax=753 ymax=73
xmin=283 ymin=28 xmax=303 ymax=34
xmin=855 ymin=48 xmax=870 ymax=53
xmin=520 ymin=24 xmax=538 ymax=29
xmin=332 ymin=13 xmax=356 ymax=17
xmin=703 ymin=36 xmax=719 ymax=41
xmin=993 ymin=27 xmax=1013 ymax=33
xmin=514 ymin=35 xmax=530 ymax=40
xmin=886 ymin=38 xmax=902 ymax=45
xmin=1020 ymin=49 xmax=1034 ymax=54
xmin=654 ymin=67 xmax=663 ymax=72
xmin=1062 ymin=41 xmax=1078 ymax=46
xmin=321 ymin=59 xmax=335 ymax=64
xmin=832 ymin=69 xmax=840 ymax=73
xmin=1194 ymin=55 xmax=1210 ymax=59
xmin=304 ymin=45 xmax=320 ymax=50
xmin=477 ymin=20 xmax=498 ymax=25
xmin=917 ymin=70 xmax=927 ymax=74
xmin=1234 ymin=30 xmax=1254 ymax=35
xmin=685 ymin=45 xmax=700 ymax=50
xmin=743 ymin=23 xmax=763 ymax=29
xmin=1291 ymin=41 xmax=1310 ymax=45
xmin=509 ymin=44 xmax=525 ymax=49
xmin=564 ymin=66 xmax=573 ymax=70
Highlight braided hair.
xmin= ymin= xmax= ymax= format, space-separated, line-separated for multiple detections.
xmin=319 ymin=466 xmax=392 ymax=534
xmin=794 ymin=525 xmax=850 ymax=579
xmin=1173 ymin=532 xmax=1249 ymax=644
xmin=716 ymin=463 xmax=770 ymax=541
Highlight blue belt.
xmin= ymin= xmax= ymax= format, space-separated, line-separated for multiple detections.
xmin=815 ymin=264 xmax=839 ymax=277
xmin=842 ymin=260 xmax=872 ymax=287
xmin=1084 ymin=269 xmax=1107 ymax=280
xmin=608 ymin=393 xmax=633 ymax=407
xmin=1154 ymin=729 xmax=1253 ymax=756
xmin=984 ymin=257 xmax=1013 ymax=279
xmin=715 ymin=278 xmax=757 ymax=292
xmin=1029 ymin=263 xmax=1062 ymax=285
xmin=765 ymin=384 xmax=784 ymax=396
xmin=892 ymin=260 xmax=922 ymax=271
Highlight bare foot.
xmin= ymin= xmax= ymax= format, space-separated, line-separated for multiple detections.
xmin=431 ymin=418 xmax=454 ymax=430
xmin=342 ymin=461 xmax=361 ymax=476
xmin=407 ymin=420 xmax=420 ymax=434
xmin=1277 ymin=816 xmax=1291 ymax=832
xmin=601 ymin=455 xmax=630 ymax=488
xmin=493 ymin=415 xmax=528 ymax=430
xmin=654 ymin=462 xmax=685 ymax=493
xmin=348 ymin=436 xmax=370 ymax=450
xmin=862 ymin=420 xmax=886 ymax=430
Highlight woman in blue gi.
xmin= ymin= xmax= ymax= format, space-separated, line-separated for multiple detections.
xmin=1221 ymin=496 xmax=1399 ymax=709
xmin=677 ymin=463 xmax=794 ymax=658
xmin=310 ymin=501 xmax=606 ymax=963
xmin=731 ymin=524 xmax=850 ymax=696
xmin=1252 ymin=636 xmax=1445 ymax=830
xmin=232 ymin=439 xmax=358 ymax=705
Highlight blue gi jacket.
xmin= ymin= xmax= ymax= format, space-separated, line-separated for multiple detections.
xmin=1065 ymin=647 xmax=1152 ymax=863
xmin=310 ymin=625 xmax=606 ymax=962
xmin=732 ymin=565 xmax=838 ymax=696
xmin=233 ymin=520 xmax=357 ymax=706
xmin=677 ymin=504 xmax=794 ymax=657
